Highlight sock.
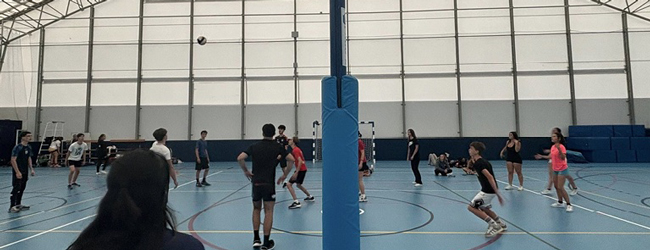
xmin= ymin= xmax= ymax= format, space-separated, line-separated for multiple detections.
xmin=202 ymin=178 xmax=206 ymax=183
xmin=558 ymin=200 xmax=563 ymax=204
xmin=294 ymin=199 xmax=299 ymax=203
xmin=566 ymin=203 xmax=571 ymax=206
xmin=263 ymin=235 xmax=270 ymax=246
xmin=196 ymin=178 xmax=200 ymax=183
xmin=494 ymin=216 xmax=502 ymax=223
xmin=254 ymin=230 xmax=260 ymax=241
xmin=484 ymin=216 xmax=497 ymax=226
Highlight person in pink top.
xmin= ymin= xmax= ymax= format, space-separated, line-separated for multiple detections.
xmin=536 ymin=132 xmax=573 ymax=212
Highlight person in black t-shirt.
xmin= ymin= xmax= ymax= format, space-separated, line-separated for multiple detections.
xmin=9 ymin=131 xmax=36 ymax=213
xmin=407 ymin=129 xmax=422 ymax=186
xmin=275 ymin=125 xmax=290 ymax=188
xmin=68 ymin=149 xmax=204 ymax=250
xmin=96 ymin=134 xmax=110 ymax=175
xmin=238 ymin=124 xmax=295 ymax=250
xmin=467 ymin=141 xmax=506 ymax=238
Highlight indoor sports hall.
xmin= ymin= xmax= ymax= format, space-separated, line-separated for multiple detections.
xmin=1 ymin=1 xmax=649 ymax=250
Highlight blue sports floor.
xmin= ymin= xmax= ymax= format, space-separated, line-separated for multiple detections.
xmin=1 ymin=160 xmax=649 ymax=250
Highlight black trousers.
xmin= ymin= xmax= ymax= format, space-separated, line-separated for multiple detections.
xmin=10 ymin=173 xmax=28 ymax=208
xmin=96 ymin=155 xmax=108 ymax=172
xmin=435 ymin=168 xmax=453 ymax=176
xmin=411 ymin=159 xmax=422 ymax=184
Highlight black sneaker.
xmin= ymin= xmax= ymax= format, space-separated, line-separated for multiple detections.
xmin=196 ymin=182 xmax=203 ymax=187
xmin=261 ymin=240 xmax=275 ymax=250
xmin=288 ymin=201 xmax=301 ymax=209
xmin=68 ymin=185 xmax=73 ymax=190
xmin=304 ymin=196 xmax=315 ymax=202
xmin=201 ymin=181 xmax=211 ymax=186
xmin=252 ymin=240 xmax=262 ymax=248
xmin=72 ymin=183 xmax=81 ymax=187
xmin=17 ymin=205 xmax=30 ymax=211
xmin=282 ymin=182 xmax=287 ymax=188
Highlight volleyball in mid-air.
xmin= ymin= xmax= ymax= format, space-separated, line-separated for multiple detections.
xmin=197 ymin=36 xmax=207 ymax=46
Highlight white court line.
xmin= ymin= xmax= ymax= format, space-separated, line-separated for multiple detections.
xmin=0 ymin=215 xmax=95 ymax=249
xmin=171 ymin=171 xmax=223 ymax=190
xmin=0 ymin=171 xmax=226 ymax=247
xmin=496 ymin=180 xmax=650 ymax=231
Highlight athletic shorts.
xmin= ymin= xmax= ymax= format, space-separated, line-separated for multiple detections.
xmin=252 ymin=184 xmax=276 ymax=202
xmin=69 ymin=160 xmax=82 ymax=168
xmin=358 ymin=162 xmax=369 ymax=172
xmin=554 ymin=169 xmax=570 ymax=176
xmin=470 ymin=191 xmax=496 ymax=210
xmin=289 ymin=171 xmax=307 ymax=185
xmin=195 ymin=157 xmax=209 ymax=170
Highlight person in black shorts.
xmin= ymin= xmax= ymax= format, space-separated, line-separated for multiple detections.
xmin=195 ymin=130 xmax=211 ymax=187
xmin=358 ymin=132 xmax=369 ymax=202
xmin=9 ymin=131 xmax=36 ymax=213
xmin=286 ymin=137 xmax=315 ymax=209
xmin=238 ymin=124 xmax=295 ymax=250
xmin=467 ymin=141 xmax=506 ymax=238
xmin=499 ymin=131 xmax=524 ymax=191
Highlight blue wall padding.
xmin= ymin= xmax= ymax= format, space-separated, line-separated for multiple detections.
xmin=632 ymin=125 xmax=645 ymax=137
xmin=631 ymin=137 xmax=650 ymax=150
xmin=636 ymin=151 xmax=650 ymax=162
xmin=613 ymin=125 xmax=633 ymax=137
xmin=582 ymin=150 xmax=617 ymax=163
xmin=566 ymin=137 xmax=611 ymax=151
xmin=591 ymin=125 xmax=614 ymax=137
xmin=616 ymin=150 xmax=636 ymax=163
xmin=321 ymin=76 xmax=360 ymax=250
xmin=569 ymin=126 xmax=591 ymax=137
xmin=610 ymin=137 xmax=630 ymax=150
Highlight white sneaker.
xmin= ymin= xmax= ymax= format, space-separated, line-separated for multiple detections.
xmin=485 ymin=224 xmax=504 ymax=238
xmin=504 ymin=185 xmax=514 ymax=190
xmin=517 ymin=186 xmax=524 ymax=191
xmin=541 ymin=189 xmax=552 ymax=195
xmin=359 ymin=194 xmax=368 ymax=202
xmin=570 ymin=188 xmax=578 ymax=196
xmin=414 ymin=183 xmax=422 ymax=187
xmin=100 ymin=170 xmax=108 ymax=175
xmin=566 ymin=205 xmax=574 ymax=212
xmin=96 ymin=172 xmax=100 ymax=175
xmin=498 ymin=221 xmax=508 ymax=231
xmin=551 ymin=202 xmax=565 ymax=208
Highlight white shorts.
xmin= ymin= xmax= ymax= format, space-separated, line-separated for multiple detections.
xmin=470 ymin=191 xmax=496 ymax=210
xmin=548 ymin=159 xmax=552 ymax=164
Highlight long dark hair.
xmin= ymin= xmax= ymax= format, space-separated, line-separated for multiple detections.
xmin=68 ymin=149 xmax=175 ymax=250
xmin=509 ymin=131 xmax=519 ymax=141
xmin=408 ymin=129 xmax=417 ymax=141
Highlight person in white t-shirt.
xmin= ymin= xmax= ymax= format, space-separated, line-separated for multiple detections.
xmin=48 ymin=137 xmax=62 ymax=167
xmin=66 ymin=133 xmax=88 ymax=189
xmin=150 ymin=128 xmax=179 ymax=189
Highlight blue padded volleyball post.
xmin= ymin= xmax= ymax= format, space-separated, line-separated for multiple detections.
xmin=322 ymin=76 xmax=360 ymax=250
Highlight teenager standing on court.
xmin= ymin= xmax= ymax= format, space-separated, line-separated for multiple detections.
xmin=66 ymin=133 xmax=88 ymax=190
xmin=9 ymin=131 xmax=36 ymax=213
xmin=195 ymin=130 xmax=211 ymax=187
xmin=286 ymin=137 xmax=315 ymax=209
xmin=407 ymin=129 xmax=422 ymax=186
xmin=238 ymin=124 xmax=295 ymax=250
xmin=500 ymin=131 xmax=524 ymax=191
xmin=150 ymin=128 xmax=179 ymax=189
xmin=536 ymin=132 xmax=573 ymax=212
